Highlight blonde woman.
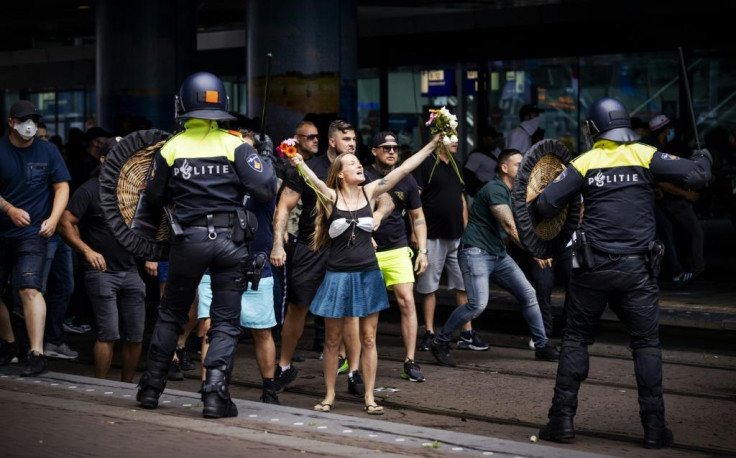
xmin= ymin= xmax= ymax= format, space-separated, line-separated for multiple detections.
xmin=289 ymin=135 xmax=438 ymax=415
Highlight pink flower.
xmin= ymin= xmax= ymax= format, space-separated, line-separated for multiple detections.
xmin=425 ymin=112 xmax=437 ymax=126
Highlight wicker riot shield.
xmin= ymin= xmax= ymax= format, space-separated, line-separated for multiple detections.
xmin=99 ymin=129 xmax=172 ymax=261
xmin=512 ymin=139 xmax=581 ymax=259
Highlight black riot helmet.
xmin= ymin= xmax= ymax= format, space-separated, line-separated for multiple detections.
xmin=174 ymin=72 xmax=236 ymax=121
xmin=583 ymin=97 xmax=638 ymax=147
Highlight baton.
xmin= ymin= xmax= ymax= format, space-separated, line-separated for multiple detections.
xmin=677 ymin=47 xmax=702 ymax=150
xmin=260 ymin=53 xmax=273 ymax=136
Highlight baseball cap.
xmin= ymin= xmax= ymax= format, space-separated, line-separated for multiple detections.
xmin=648 ymin=115 xmax=671 ymax=133
xmin=519 ymin=104 xmax=544 ymax=121
xmin=372 ymin=131 xmax=398 ymax=148
xmin=9 ymin=100 xmax=42 ymax=120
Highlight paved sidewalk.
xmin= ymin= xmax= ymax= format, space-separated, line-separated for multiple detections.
xmin=0 ymin=369 xmax=611 ymax=458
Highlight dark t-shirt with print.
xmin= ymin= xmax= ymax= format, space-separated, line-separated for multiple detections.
xmin=364 ymin=166 xmax=422 ymax=251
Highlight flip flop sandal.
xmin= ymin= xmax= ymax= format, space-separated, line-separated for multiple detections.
xmin=314 ymin=402 xmax=333 ymax=412
xmin=364 ymin=404 xmax=384 ymax=415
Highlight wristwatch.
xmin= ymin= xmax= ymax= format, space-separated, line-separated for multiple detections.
xmin=417 ymin=249 xmax=428 ymax=254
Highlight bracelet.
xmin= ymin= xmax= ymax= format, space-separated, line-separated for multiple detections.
xmin=417 ymin=249 xmax=428 ymax=254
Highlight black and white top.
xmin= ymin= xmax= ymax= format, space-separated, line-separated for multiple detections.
xmin=325 ymin=188 xmax=379 ymax=272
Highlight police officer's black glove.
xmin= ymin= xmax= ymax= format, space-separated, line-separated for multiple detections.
xmin=692 ymin=147 xmax=712 ymax=164
xmin=254 ymin=133 xmax=274 ymax=157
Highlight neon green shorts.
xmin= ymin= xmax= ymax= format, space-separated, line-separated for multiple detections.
xmin=375 ymin=246 xmax=415 ymax=289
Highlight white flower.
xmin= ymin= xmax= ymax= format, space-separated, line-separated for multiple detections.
xmin=449 ymin=119 xmax=458 ymax=129
xmin=443 ymin=136 xmax=452 ymax=145
xmin=440 ymin=106 xmax=451 ymax=117
xmin=450 ymin=134 xmax=458 ymax=143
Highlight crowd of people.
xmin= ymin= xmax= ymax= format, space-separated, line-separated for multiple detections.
xmin=0 ymin=73 xmax=714 ymax=448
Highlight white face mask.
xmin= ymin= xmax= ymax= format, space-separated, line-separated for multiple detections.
xmin=14 ymin=119 xmax=38 ymax=141
xmin=521 ymin=117 xmax=540 ymax=135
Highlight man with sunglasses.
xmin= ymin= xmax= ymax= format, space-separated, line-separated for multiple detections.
xmin=0 ymin=100 xmax=71 ymax=376
xmin=274 ymin=121 xmax=322 ymax=346
xmin=365 ymin=132 xmax=429 ymax=382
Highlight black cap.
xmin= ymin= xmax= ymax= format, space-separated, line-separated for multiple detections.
xmin=9 ymin=100 xmax=41 ymax=120
xmin=519 ymin=104 xmax=543 ymax=121
xmin=372 ymin=131 xmax=398 ymax=148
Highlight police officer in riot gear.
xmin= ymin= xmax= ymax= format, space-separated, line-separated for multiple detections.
xmin=530 ymin=97 xmax=711 ymax=448
xmin=133 ymin=72 xmax=276 ymax=418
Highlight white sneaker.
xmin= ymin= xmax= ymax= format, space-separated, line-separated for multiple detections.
xmin=528 ymin=338 xmax=535 ymax=350
xmin=44 ymin=342 xmax=79 ymax=359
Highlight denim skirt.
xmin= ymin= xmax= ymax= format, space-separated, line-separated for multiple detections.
xmin=310 ymin=269 xmax=390 ymax=318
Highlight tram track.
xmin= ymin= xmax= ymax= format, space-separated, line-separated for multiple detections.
xmin=226 ymin=377 xmax=736 ymax=457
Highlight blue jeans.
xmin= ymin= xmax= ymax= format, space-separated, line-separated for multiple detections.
xmin=437 ymin=247 xmax=549 ymax=348
xmin=42 ymin=235 xmax=74 ymax=346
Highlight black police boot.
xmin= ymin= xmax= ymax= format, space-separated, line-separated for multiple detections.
xmin=201 ymin=365 xmax=238 ymax=418
xmin=137 ymin=368 xmax=168 ymax=409
xmin=539 ymin=344 xmax=587 ymax=444
xmin=641 ymin=408 xmax=673 ymax=449
xmin=539 ymin=387 xmax=577 ymax=443
xmin=633 ymin=347 xmax=672 ymax=449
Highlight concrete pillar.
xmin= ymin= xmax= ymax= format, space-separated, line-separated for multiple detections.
xmin=97 ymin=0 xmax=196 ymax=134
xmin=246 ymin=0 xmax=357 ymax=143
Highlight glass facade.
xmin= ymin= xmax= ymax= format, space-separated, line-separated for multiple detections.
xmin=357 ymin=50 xmax=736 ymax=159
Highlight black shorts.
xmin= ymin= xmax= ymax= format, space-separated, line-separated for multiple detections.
xmin=285 ymin=237 xmax=328 ymax=307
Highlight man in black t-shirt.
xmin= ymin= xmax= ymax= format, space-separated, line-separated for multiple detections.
xmin=58 ymin=142 xmax=146 ymax=382
xmin=365 ymin=132 xmax=429 ymax=383
xmin=412 ymin=138 xmax=488 ymax=353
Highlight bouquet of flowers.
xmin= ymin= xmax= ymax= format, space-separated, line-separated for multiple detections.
xmin=425 ymin=106 xmax=464 ymax=184
xmin=276 ymin=138 xmax=298 ymax=158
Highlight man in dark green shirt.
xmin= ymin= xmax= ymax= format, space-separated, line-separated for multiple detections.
xmin=430 ymin=149 xmax=559 ymax=367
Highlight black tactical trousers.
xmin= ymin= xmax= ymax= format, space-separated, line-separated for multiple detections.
xmin=146 ymin=226 xmax=247 ymax=374
xmin=553 ymin=259 xmax=664 ymax=418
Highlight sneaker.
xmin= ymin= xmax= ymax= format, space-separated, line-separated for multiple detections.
xmin=417 ymin=330 xmax=434 ymax=351
xmin=274 ymin=365 xmax=298 ymax=393
xmin=43 ymin=342 xmax=79 ymax=359
xmin=457 ymin=330 xmax=489 ymax=351
xmin=430 ymin=339 xmax=457 ymax=367
xmin=348 ymin=370 xmax=365 ymax=397
xmin=167 ymin=360 xmax=184 ymax=381
xmin=260 ymin=390 xmax=280 ymax=405
xmin=0 ymin=340 xmax=19 ymax=366
xmin=535 ymin=345 xmax=560 ymax=362
xmin=528 ymin=338 xmax=535 ymax=350
xmin=175 ymin=347 xmax=196 ymax=371
xmin=62 ymin=318 xmax=90 ymax=335
xmin=337 ymin=355 xmax=349 ymax=375
xmin=21 ymin=351 xmax=48 ymax=377
xmin=400 ymin=359 xmax=425 ymax=382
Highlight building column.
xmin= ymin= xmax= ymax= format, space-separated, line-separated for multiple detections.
xmin=246 ymin=0 xmax=357 ymax=143
xmin=96 ymin=0 xmax=196 ymax=134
